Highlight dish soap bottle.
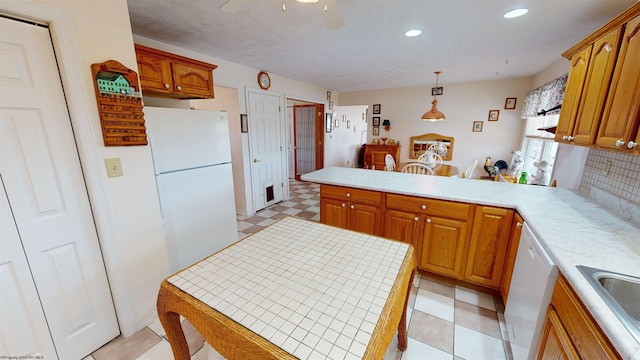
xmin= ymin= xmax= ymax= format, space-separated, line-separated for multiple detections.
xmin=518 ymin=172 xmax=528 ymax=184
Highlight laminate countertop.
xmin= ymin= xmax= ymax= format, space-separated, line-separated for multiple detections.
xmin=301 ymin=167 xmax=640 ymax=359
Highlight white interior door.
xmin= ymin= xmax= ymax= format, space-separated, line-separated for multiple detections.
xmin=287 ymin=106 xmax=295 ymax=179
xmin=0 ymin=179 xmax=57 ymax=359
xmin=248 ymin=90 xmax=283 ymax=211
xmin=0 ymin=17 xmax=118 ymax=359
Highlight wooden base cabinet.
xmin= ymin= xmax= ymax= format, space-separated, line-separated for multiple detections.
xmin=464 ymin=206 xmax=514 ymax=288
xmin=536 ymin=275 xmax=620 ymax=359
xmin=383 ymin=194 xmax=473 ymax=276
xmin=320 ymin=185 xmax=382 ymax=235
xmin=500 ymin=212 xmax=524 ymax=305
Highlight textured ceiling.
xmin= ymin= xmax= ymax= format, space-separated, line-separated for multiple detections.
xmin=127 ymin=0 xmax=636 ymax=92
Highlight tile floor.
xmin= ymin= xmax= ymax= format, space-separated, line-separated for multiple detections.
xmin=87 ymin=179 xmax=513 ymax=360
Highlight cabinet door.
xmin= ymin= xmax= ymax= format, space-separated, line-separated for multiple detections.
xmin=597 ymin=15 xmax=640 ymax=150
xmin=135 ymin=49 xmax=173 ymax=95
xmin=500 ymin=213 xmax=524 ymax=305
xmin=464 ymin=206 xmax=514 ymax=288
xmin=384 ymin=209 xmax=423 ymax=259
xmin=573 ymin=28 xmax=622 ymax=145
xmin=555 ymin=46 xmax=592 ymax=143
xmin=421 ymin=216 xmax=468 ymax=278
xmin=348 ymin=202 xmax=381 ymax=235
xmin=172 ymin=62 xmax=214 ymax=98
xmin=536 ymin=307 xmax=580 ymax=360
xmin=320 ymin=197 xmax=347 ymax=229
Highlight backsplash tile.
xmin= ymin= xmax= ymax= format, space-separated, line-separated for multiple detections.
xmin=579 ymin=149 xmax=640 ymax=204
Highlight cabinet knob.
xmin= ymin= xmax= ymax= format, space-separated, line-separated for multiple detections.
xmin=341 ymin=203 xmax=345 ymax=207
xmin=414 ymin=217 xmax=419 ymax=221
xmin=604 ymin=44 xmax=612 ymax=52
xmin=615 ymin=139 xmax=625 ymax=147
xmin=176 ymin=85 xmax=182 ymax=91
xmin=164 ymin=83 xmax=170 ymax=89
xmin=517 ymin=222 xmax=523 ymax=228
xmin=567 ymin=136 xmax=574 ymax=141
xmin=426 ymin=218 xmax=432 ymax=223
xmin=346 ymin=193 xmax=351 ymax=198
xmin=627 ymin=141 xmax=637 ymax=149
xmin=350 ymin=205 xmax=355 ymax=209
xmin=421 ymin=205 xmax=427 ymax=210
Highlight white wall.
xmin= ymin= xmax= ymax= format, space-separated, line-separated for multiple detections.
xmin=339 ymin=78 xmax=532 ymax=177
xmin=132 ymin=36 xmax=330 ymax=215
xmin=325 ymin=105 xmax=369 ymax=168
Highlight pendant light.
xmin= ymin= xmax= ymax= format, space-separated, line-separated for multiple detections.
xmin=422 ymin=71 xmax=445 ymax=122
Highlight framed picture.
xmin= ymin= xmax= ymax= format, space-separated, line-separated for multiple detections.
xmin=347 ymin=120 xmax=351 ymax=129
xmin=505 ymin=97 xmax=517 ymax=110
xmin=373 ymin=104 xmax=381 ymax=114
xmin=372 ymin=116 xmax=381 ymax=126
xmin=325 ymin=113 xmax=332 ymax=133
xmin=326 ymin=91 xmax=331 ymax=101
xmin=473 ymin=121 xmax=483 ymax=132
xmin=240 ymin=114 xmax=248 ymax=133
xmin=372 ymin=126 xmax=380 ymax=136
xmin=431 ymin=87 xmax=443 ymax=96
xmin=488 ymin=110 xmax=500 ymax=121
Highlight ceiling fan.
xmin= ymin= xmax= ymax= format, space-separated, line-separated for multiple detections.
xmin=220 ymin=0 xmax=345 ymax=30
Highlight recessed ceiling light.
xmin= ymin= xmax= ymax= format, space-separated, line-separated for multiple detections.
xmin=404 ymin=29 xmax=422 ymax=37
xmin=504 ymin=8 xmax=528 ymax=18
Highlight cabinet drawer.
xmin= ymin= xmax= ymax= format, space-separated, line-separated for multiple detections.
xmin=551 ymin=275 xmax=619 ymax=359
xmin=385 ymin=194 xmax=470 ymax=220
xmin=321 ymin=185 xmax=382 ymax=205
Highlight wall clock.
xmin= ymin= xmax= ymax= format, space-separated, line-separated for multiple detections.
xmin=258 ymin=71 xmax=271 ymax=90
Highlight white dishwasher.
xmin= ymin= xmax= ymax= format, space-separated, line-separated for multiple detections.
xmin=504 ymin=222 xmax=558 ymax=360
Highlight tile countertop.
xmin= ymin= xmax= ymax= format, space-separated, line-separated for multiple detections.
xmin=301 ymin=167 xmax=640 ymax=359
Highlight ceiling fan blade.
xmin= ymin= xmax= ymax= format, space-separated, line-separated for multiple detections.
xmin=321 ymin=0 xmax=345 ymax=30
xmin=220 ymin=0 xmax=251 ymax=13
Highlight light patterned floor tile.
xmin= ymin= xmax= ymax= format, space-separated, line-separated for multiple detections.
xmin=147 ymin=317 xmax=166 ymax=337
xmin=136 ymin=339 xmax=174 ymax=360
xmin=401 ymin=337 xmax=453 ymax=360
xmin=454 ymin=325 xmax=506 ymax=360
xmin=454 ymin=286 xmax=496 ymax=311
xmin=414 ymin=289 xmax=454 ymax=322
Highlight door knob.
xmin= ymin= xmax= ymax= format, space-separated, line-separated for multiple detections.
xmin=253 ymin=158 xmax=260 ymax=163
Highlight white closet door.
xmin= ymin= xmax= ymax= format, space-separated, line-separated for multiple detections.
xmin=0 ymin=17 xmax=118 ymax=359
xmin=0 ymin=179 xmax=57 ymax=359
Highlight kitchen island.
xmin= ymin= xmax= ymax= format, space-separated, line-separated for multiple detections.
xmin=301 ymin=167 xmax=640 ymax=359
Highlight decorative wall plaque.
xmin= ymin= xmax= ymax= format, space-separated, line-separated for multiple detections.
xmin=91 ymin=60 xmax=147 ymax=146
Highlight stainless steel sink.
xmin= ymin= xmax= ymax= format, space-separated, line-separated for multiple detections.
xmin=576 ymin=265 xmax=640 ymax=343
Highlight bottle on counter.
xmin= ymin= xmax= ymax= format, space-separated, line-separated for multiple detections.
xmin=518 ymin=171 xmax=528 ymax=184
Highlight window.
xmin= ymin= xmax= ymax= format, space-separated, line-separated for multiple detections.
xmin=520 ymin=114 xmax=559 ymax=178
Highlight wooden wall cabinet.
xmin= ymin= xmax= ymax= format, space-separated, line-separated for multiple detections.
xmin=363 ymin=144 xmax=400 ymax=170
xmin=383 ymin=194 xmax=473 ymax=274
xmin=134 ymin=44 xmax=217 ymax=99
xmin=556 ymin=4 xmax=640 ymax=154
xmin=536 ymin=275 xmax=620 ymax=359
xmin=500 ymin=212 xmax=524 ymax=305
xmin=464 ymin=206 xmax=514 ymax=289
xmin=596 ymin=14 xmax=640 ymax=153
xmin=320 ymin=184 xmax=382 ymax=235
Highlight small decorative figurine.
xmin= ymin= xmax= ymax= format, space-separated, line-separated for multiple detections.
xmin=484 ymin=157 xmax=496 ymax=178
xmin=507 ymin=150 xmax=523 ymax=176
xmin=530 ymin=160 xmax=551 ymax=186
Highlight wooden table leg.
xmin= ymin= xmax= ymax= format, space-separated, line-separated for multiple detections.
xmin=157 ymin=287 xmax=191 ymax=360
xmin=397 ymin=269 xmax=416 ymax=351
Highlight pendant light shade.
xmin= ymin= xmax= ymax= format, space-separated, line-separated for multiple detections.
xmin=422 ymin=71 xmax=445 ymax=122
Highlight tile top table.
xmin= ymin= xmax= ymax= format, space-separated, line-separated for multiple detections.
xmin=157 ymin=216 xmax=416 ymax=360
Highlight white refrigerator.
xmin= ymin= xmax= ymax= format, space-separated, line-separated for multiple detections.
xmin=145 ymin=107 xmax=239 ymax=272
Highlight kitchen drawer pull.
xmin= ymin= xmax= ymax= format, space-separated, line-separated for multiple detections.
xmin=341 ymin=203 xmax=345 ymax=207
xmin=176 ymin=85 xmax=182 ymax=91
xmin=421 ymin=205 xmax=427 ymax=210
xmin=627 ymin=141 xmax=637 ymax=149
xmin=346 ymin=192 xmax=351 ymax=198
xmin=615 ymin=139 xmax=625 ymax=147
xmin=350 ymin=205 xmax=355 ymax=209
xmin=426 ymin=218 xmax=432 ymax=223
xmin=414 ymin=217 xmax=419 ymax=221
xmin=164 ymin=83 xmax=170 ymax=89
xmin=517 ymin=222 xmax=523 ymax=228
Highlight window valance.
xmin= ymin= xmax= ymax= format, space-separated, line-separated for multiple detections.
xmin=521 ymin=73 xmax=568 ymax=118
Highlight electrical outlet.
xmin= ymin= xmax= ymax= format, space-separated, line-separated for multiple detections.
xmin=105 ymin=158 xmax=123 ymax=177
xmin=602 ymin=160 xmax=612 ymax=175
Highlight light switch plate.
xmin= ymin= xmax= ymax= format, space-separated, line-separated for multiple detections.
xmin=105 ymin=158 xmax=123 ymax=177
